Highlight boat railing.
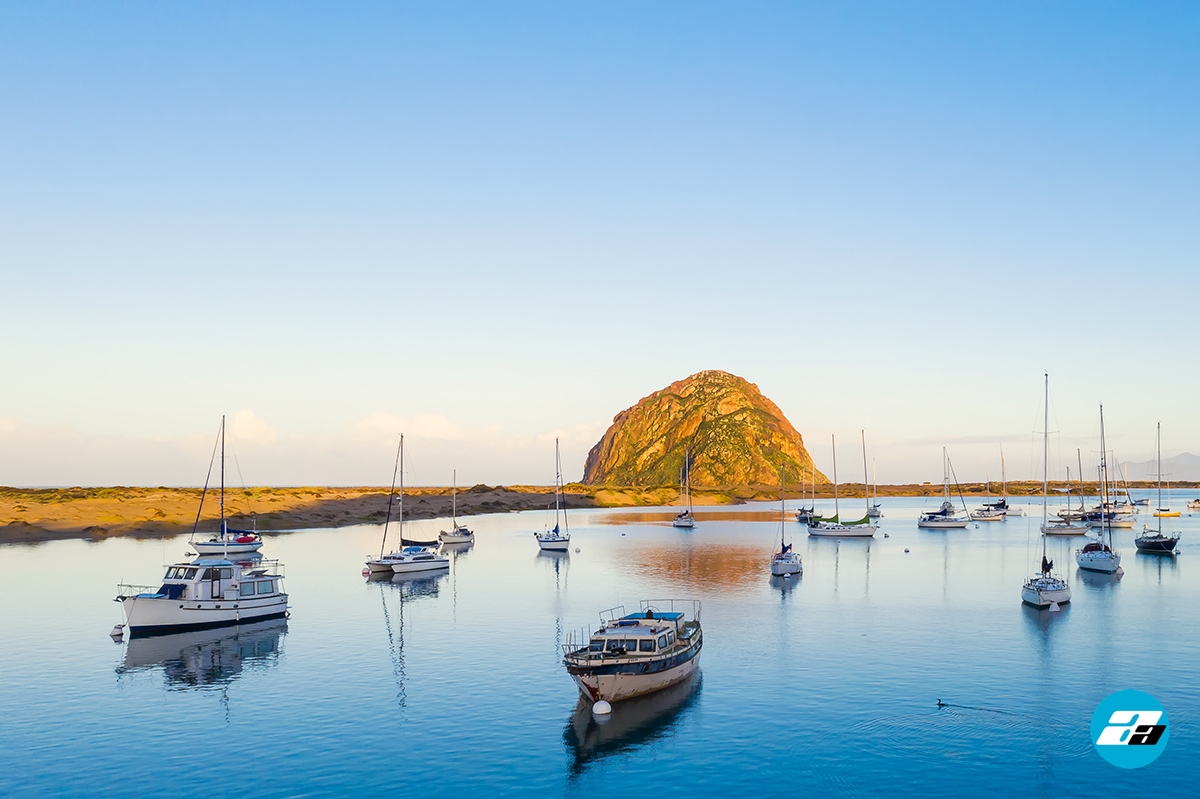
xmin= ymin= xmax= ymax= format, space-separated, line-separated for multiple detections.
xmin=239 ymin=559 xmax=285 ymax=578
xmin=115 ymin=583 xmax=159 ymax=599
xmin=640 ymin=599 xmax=701 ymax=622
xmin=598 ymin=605 xmax=627 ymax=622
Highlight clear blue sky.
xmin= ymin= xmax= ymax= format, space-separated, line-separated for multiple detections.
xmin=2 ymin=2 xmax=1197 ymax=486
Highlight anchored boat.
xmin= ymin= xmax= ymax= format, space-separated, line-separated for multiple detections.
xmin=535 ymin=438 xmax=572 ymax=551
xmin=1075 ymin=405 xmax=1122 ymax=575
xmin=563 ymin=600 xmax=702 ymax=705
xmin=918 ymin=448 xmax=970 ymax=529
xmin=366 ymin=434 xmax=449 ymax=576
xmin=115 ymin=557 xmax=288 ymax=637
xmin=808 ymin=431 xmax=877 ymax=538
xmin=672 ymin=449 xmax=695 ymax=529
xmin=438 ymin=470 xmax=475 ymax=544
xmin=1135 ymin=423 xmax=1181 ymax=555
xmin=770 ymin=465 xmax=802 ymax=576
xmin=1022 ymin=373 xmax=1071 ymax=609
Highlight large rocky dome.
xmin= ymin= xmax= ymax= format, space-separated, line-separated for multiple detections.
xmin=582 ymin=370 xmax=826 ymax=487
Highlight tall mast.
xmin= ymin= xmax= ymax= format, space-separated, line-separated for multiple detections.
xmin=687 ymin=449 xmax=691 ymax=513
xmin=831 ymin=434 xmax=840 ymax=520
xmin=380 ymin=434 xmax=402 ymax=559
xmin=1041 ymin=373 xmax=1049 ymax=564
xmin=452 ymin=468 xmax=457 ymax=527
xmin=943 ymin=447 xmax=949 ymax=501
xmin=861 ymin=430 xmax=869 ymax=518
xmin=780 ymin=463 xmax=786 ymax=550
xmin=1001 ymin=444 xmax=1008 ymax=503
xmin=398 ymin=434 xmax=405 ymax=537
xmin=1157 ymin=422 xmax=1162 ymax=534
xmin=556 ymin=437 xmax=569 ymax=536
xmin=872 ymin=457 xmax=877 ymax=506
xmin=1077 ymin=448 xmax=1085 ymax=512
xmin=1099 ymin=405 xmax=1111 ymax=549
xmin=220 ymin=414 xmax=226 ymax=535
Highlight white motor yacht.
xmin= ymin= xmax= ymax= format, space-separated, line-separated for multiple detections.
xmin=562 ymin=600 xmax=702 ymax=706
xmin=115 ymin=557 xmax=287 ymax=637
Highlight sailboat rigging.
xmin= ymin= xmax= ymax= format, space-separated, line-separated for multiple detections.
xmin=1022 ymin=373 xmax=1072 ymax=609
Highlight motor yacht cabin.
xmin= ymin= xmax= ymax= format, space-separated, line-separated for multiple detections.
xmin=116 ymin=557 xmax=288 ymax=637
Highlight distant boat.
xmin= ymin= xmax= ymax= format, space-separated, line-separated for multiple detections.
xmin=673 ymin=450 xmax=695 ymax=529
xmin=189 ymin=417 xmax=265 ymax=556
xmin=808 ymin=431 xmax=877 ymax=538
xmin=770 ymin=465 xmax=802 ymax=576
xmin=1023 ymin=374 xmax=1071 ymax=609
xmin=1136 ymin=423 xmax=1180 ymax=555
xmin=918 ymin=449 xmax=970 ymax=529
xmin=1076 ymin=406 xmax=1121 ymax=574
xmin=1189 ymin=498 xmax=1200 ymax=510
xmin=366 ymin=435 xmax=449 ymax=576
xmin=535 ymin=438 xmax=572 ymax=551
xmin=438 ymin=470 xmax=474 ymax=544
xmin=794 ymin=463 xmax=816 ymax=523
xmin=970 ymin=472 xmax=1005 ymax=522
xmin=1044 ymin=464 xmax=1088 ymax=535
xmin=867 ymin=457 xmax=882 ymax=518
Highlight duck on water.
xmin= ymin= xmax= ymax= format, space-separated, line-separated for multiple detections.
xmin=563 ymin=600 xmax=703 ymax=709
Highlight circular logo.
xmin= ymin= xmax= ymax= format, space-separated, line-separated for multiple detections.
xmin=1090 ymin=689 xmax=1169 ymax=769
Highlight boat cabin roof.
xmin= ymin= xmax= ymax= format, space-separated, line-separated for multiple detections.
xmin=621 ymin=611 xmax=683 ymax=622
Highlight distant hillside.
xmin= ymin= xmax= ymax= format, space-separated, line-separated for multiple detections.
xmin=1121 ymin=452 xmax=1200 ymax=482
xmin=582 ymin=370 xmax=825 ymax=487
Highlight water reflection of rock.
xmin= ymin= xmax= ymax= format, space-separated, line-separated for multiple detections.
xmin=116 ymin=618 xmax=287 ymax=690
xmin=597 ymin=510 xmax=781 ymax=526
xmin=633 ymin=541 xmax=769 ymax=590
xmin=565 ymin=672 xmax=701 ymax=776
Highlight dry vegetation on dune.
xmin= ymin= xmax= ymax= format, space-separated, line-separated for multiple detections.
xmin=2 ymin=479 xmax=1193 ymax=544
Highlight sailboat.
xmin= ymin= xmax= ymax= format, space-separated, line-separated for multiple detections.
xmin=1075 ymin=407 xmax=1122 ymax=574
xmin=1023 ymin=373 xmax=1072 ymax=609
xmin=770 ymin=465 xmax=802 ymax=576
xmin=970 ymin=472 xmax=1005 ymax=521
xmin=673 ymin=450 xmax=695 ymax=528
xmin=1136 ymin=424 xmax=1181 ymax=554
xmin=535 ymin=438 xmax=572 ymax=551
xmin=366 ymin=435 xmax=449 ymax=575
xmin=917 ymin=449 xmax=970 ymax=528
xmin=794 ymin=465 xmax=816 ymax=523
xmin=438 ymin=470 xmax=475 ymax=543
xmin=867 ymin=458 xmax=882 ymax=518
xmin=189 ymin=416 xmax=265 ymax=556
xmin=808 ymin=432 xmax=877 ymax=538
xmin=1042 ymin=464 xmax=1089 ymax=535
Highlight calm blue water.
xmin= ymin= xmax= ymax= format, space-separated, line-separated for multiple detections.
xmin=1 ymin=494 xmax=1196 ymax=797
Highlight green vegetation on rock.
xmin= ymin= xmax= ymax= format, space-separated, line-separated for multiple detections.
xmin=582 ymin=370 xmax=826 ymax=487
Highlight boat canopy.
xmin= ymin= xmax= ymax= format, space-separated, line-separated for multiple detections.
xmin=622 ymin=611 xmax=683 ymax=622
xmin=841 ymin=514 xmax=872 ymax=526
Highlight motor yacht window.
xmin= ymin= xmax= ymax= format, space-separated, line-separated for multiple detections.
xmin=257 ymin=581 xmax=274 ymax=594
xmin=658 ymin=635 xmax=668 ymax=648
xmin=220 ymin=568 xmax=232 ymax=579
xmin=201 ymin=569 xmax=215 ymax=579
xmin=184 ymin=569 xmax=198 ymax=579
xmin=667 ymin=632 xmax=675 ymax=645
xmin=606 ymin=640 xmax=624 ymax=652
xmin=639 ymin=640 xmax=656 ymax=652
xmin=240 ymin=583 xmax=255 ymax=597
xmin=589 ymin=640 xmax=604 ymax=652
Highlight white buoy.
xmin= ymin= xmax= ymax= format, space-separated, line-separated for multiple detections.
xmin=1049 ymin=602 xmax=1061 ymax=612
xmin=836 ymin=539 xmax=842 ymax=543
xmin=592 ymin=700 xmax=612 ymax=716
xmin=574 ymin=547 xmax=581 ymax=553
xmin=110 ymin=624 xmax=125 ymax=639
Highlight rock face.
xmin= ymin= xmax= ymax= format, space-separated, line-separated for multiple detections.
xmin=582 ymin=370 xmax=826 ymax=487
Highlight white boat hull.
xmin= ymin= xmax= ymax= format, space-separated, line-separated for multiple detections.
xmin=970 ymin=512 xmax=1004 ymax=522
xmin=571 ymin=654 xmax=700 ymax=704
xmin=438 ymin=532 xmax=474 ymax=543
xmin=192 ymin=541 xmax=264 ymax=555
xmin=391 ymin=559 xmax=449 ymax=575
xmin=672 ymin=518 xmax=695 ymax=529
xmin=121 ymin=593 xmax=288 ymax=637
xmin=1021 ymin=580 xmax=1072 ymax=608
xmin=1076 ymin=551 xmax=1121 ymax=573
xmin=1042 ymin=523 xmax=1088 ymax=536
xmin=807 ymin=523 xmax=877 ymax=538
xmin=770 ymin=558 xmax=802 ymax=576
xmin=1088 ymin=518 xmax=1134 ymax=529
xmin=917 ymin=518 xmax=969 ymax=529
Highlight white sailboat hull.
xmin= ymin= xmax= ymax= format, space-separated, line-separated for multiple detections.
xmin=770 ymin=556 xmax=802 ymax=576
xmin=1021 ymin=579 xmax=1072 ymax=608
xmin=807 ymin=523 xmax=876 ymax=538
xmin=970 ymin=511 xmax=1004 ymax=522
xmin=391 ymin=559 xmax=449 ymax=575
xmin=536 ymin=536 xmax=571 ymax=551
xmin=917 ymin=518 xmax=969 ymax=529
xmin=192 ymin=541 xmax=264 ymax=555
xmin=438 ymin=532 xmax=474 ymax=543
xmin=1042 ymin=523 xmax=1088 ymax=536
xmin=1075 ymin=551 xmax=1121 ymax=573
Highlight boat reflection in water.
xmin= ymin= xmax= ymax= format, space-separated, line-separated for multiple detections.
xmin=116 ymin=617 xmax=287 ymax=690
xmin=564 ymin=672 xmax=701 ymax=776
xmin=372 ymin=571 xmax=445 ymax=708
